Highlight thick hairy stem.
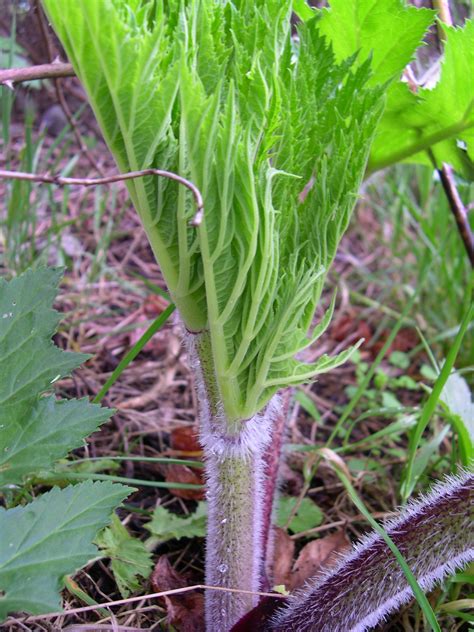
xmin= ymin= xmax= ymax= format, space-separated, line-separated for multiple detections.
xmin=270 ymin=470 xmax=474 ymax=632
xmin=187 ymin=331 xmax=280 ymax=631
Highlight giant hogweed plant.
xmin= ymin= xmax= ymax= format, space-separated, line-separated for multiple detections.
xmin=32 ymin=0 xmax=474 ymax=630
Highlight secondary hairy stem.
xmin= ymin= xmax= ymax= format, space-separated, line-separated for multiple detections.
xmin=270 ymin=471 xmax=474 ymax=632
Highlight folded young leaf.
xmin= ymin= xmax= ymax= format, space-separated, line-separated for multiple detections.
xmin=270 ymin=471 xmax=474 ymax=632
xmin=0 ymin=481 xmax=133 ymax=619
xmin=0 ymin=268 xmax=112 ymax=485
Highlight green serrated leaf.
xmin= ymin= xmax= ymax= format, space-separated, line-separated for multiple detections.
xmin=318 ymin=0 xmax=434 ymax=84
xmin=0 ymin=481 xmax=132 ymax=619
xmin=389 ymin=351 xmax=410 ymax=370
xmin=381 ymin=391 xmax=402 ymax=409
xmin=0 ymin=268 xmax=112 ymax=485
xmin=293 ymin=0 xmax=315 ymax=22
xmin=95 ymin=514 xmax=152 ymax=598
xmin=0 ymin=268 xmax=88 ymax=408
xmin=0 ymin=398 xmax=111 ymax=485
xmin=276 ymin=496 xmax=324 ymax=534
xmin=145 ymin=502 xmax=207 ymax=542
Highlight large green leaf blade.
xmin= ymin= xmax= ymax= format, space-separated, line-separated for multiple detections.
xmin=368 ymin=20 xmax=474 ymax=174
xmin=317 ymin=0 xmax=434 ymax=84
xmin=0 ymin=481 xmax=133 ymax=618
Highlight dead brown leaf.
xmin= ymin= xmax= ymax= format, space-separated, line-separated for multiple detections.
xmin=331 ymin=314 xmax=372 ymax=344
xmin=170 ymin=425 xmax=202 ymax=454
xmin=151 ymin=556 xmax=205 ymax=632
xmin=271 ymin=527 xmax=295 ymax=586
xmin=166 ymin=463 xmax=205 ymax=500
xmin=143 ymin=293 xmax=169 ymax=317
xmin=370 ymin=327 xmax=419 ymax=359
xmin=288 ymin=530 xmax=352 ymax=591
xmin=279 ymin=462 xmax=304 ymax=496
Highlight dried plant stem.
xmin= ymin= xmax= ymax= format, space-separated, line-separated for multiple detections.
xmin=0 ymin=62 xmax=74 ymax=87
xmin=0 ymin=168 xmax=203 ymax=216
xmin=188 ymin=331 xmax=278 ymax=631
xmin=438 ymin=163 xmax=474 ymax=267
xmin=430 ymin=0 xmax=474 ymax=268
xmin=9 ymin=585 xmax=283 ymax=624
xmin=432 ymin=0 xmax=454 ymax=27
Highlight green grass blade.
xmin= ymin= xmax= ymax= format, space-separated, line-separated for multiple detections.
xmin=36 ymin=471 xmax=202 ymax=491
xmin=325 ymin=256 xmax=429 ymax=448
xmin=67 ymin=456 xmax=204 ymax=468
xmin=401 ymin=301 xmax=474 ymax=501
xmin=94 ymin=303 xmax=175 ymax=404
xmin=333 ymin=465 xmax=441 ymax=632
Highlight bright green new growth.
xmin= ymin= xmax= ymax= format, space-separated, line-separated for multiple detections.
xmin=43 ymin=0 xmax=384 ymax=422
xmin=303 ymin=1 xmax=474 ymax=178
xmin=96 ymin=514 xmax=153 ymax=598
xmin=315 ymin=0 xmax=435 ymax=85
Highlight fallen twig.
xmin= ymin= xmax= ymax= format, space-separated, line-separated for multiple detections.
xmin=0 ymin=61 xmax=75 ymax=88
xmin=7 ymin=585 xmax=284 ymax=624
xmin=437 ymin=163 xmax=474 ymax=267
xmin=0 ymin=168 xmax=204 ymax=216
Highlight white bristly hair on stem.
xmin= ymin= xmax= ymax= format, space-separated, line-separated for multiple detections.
xmin=270 ymin=470 xmax=474 ymax=632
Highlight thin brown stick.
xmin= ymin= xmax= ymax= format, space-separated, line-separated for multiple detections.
xmin=437 ymin=163 xmax=474 ymax=267
xmin=0 ymin=62 xmax=75 ymax=88
xmin=8 ymin=585 xmax=284 ymax=624
xmin=0 ymin=168 xmax=204 ymax=216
